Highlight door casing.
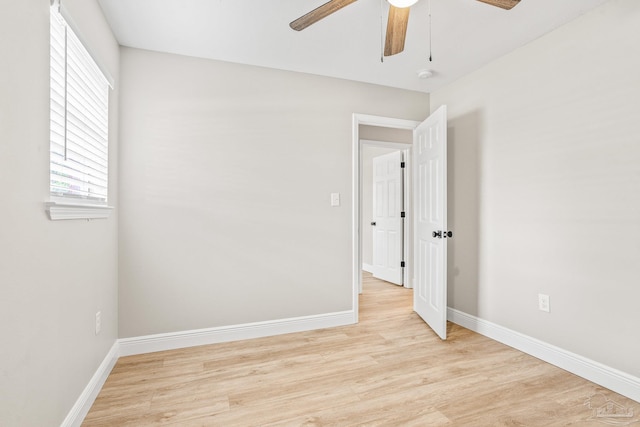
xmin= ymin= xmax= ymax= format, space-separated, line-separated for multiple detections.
xmin=352 ymin=114 xmax=420 ymax=320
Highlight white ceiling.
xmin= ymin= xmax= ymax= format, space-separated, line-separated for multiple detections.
xmin=97 ymin=0 xmax=610 ymax=93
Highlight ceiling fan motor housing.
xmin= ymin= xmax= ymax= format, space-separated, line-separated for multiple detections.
xmin=387 ymin=0 xmax=419 ymax=8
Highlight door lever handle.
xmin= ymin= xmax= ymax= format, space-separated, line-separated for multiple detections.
xmin=433 ymin=230 xmax=453 ymax=239
xmin=371 ymin=222 xmax=376 ymax=226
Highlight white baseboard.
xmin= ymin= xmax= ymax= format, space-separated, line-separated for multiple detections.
xmin=448 ymin=308 xmax=640 ymax=403
xmin=64 ymin=311 xmax=355 ymax=425
xmin=61 ymin=341 xmax=119 ymax=427
xmin=68 ymin=308 xmax=638 ymax=427
xmin=119 ymin=310 xmax=356 ymax=357
xmin=362 ymin=263 xmax=373 ymax=273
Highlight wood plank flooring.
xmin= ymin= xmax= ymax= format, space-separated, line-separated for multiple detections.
xmin=83 ymin=273 xmax=639 ymax=426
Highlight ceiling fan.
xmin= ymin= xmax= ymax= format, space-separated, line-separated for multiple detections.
xmin=290 ymin=0 xmax=520 ymax=57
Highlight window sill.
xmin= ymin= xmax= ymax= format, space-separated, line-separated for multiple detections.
xmin=45 ymin=201 xmax=114 ymax=221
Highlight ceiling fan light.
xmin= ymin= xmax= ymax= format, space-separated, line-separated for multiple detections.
xmin=388 ymin=0 xmax=418 ymax=8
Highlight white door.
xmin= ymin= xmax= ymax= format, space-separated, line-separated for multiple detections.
xmin=372 ymin=150 xmax=403 ymax=285
xmin=413 ymin=105 xmax=448 ymax=339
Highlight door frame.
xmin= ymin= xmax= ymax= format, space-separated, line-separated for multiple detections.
xmin=352 ymin=114 xmax=421 ymax=319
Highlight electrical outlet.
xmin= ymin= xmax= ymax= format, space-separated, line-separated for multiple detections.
xmin=538 ymin=294 xmax=550 ymax=313
xmin=95 ymin=311 xmax=102 ymax=335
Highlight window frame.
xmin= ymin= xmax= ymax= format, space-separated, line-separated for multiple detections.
xmin=46 ymin=3 xmax=114 ymax=221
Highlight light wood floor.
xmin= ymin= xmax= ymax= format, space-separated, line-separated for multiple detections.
xmin=83 ymin=273 xmax=638 ymax=426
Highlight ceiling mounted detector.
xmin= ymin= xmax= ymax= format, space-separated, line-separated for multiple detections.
xmin=417 ymin=69 xmax=433 ymax=79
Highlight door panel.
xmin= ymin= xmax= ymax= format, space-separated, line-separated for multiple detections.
xmin=372 ymin=150 xmax=403 ymax=285
xmin=413 ymin=105 xmax=448 ymax=339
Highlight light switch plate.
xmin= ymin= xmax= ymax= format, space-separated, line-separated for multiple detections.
xmin=330 ymin=193 xmax=340 ymax=207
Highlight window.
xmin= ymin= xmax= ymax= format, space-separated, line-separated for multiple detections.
xmin=47 ymin=5 xmax=112 ymax=220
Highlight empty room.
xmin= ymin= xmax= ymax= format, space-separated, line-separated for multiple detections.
xmin=1 ymin=0 xmax=639 ymax=425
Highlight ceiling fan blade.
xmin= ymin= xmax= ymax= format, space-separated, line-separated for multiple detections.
xmin=290 ymin=0 xmax=359 ymax=31
xmin=384 ymin=5 xmax=410 ymax=57
xmin=476 ymin=0 xmax=520 ymax=10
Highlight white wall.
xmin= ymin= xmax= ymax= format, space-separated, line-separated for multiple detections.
xmin=0 ymin=1 xmax=119 ymax=425
xmin=118 ymin=48 xmax=430 ymax=338
xmin=359 ymin=125 xmax=413 ymax=144
xmin=432 ymin=0 xmax=640 ymax=377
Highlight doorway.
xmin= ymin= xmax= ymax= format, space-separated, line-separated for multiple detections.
xmin=352 ymin=108 xmax=449 ymax=339
xmin=351 ymin=114 xmax=421 ymax=320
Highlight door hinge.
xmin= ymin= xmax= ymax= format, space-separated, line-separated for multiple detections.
xmin=401 ymin=261 xmax=405 ymax=268
xmin=401 ymin=211 xmax=405 ymax=218
xmin=400 ymin=161 xmax=405 ymax=168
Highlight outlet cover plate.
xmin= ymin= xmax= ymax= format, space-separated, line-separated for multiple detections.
xmin=538 ymin=294 xmax=550 ymax=312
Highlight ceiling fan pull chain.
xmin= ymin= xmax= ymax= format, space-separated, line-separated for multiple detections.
xmin=428 ymin=0 xmax=433 ymax=62
xmin=380 ymin=0 xmax=385 ymax=63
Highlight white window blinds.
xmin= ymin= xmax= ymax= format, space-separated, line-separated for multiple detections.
xmin=50 ymin=8 xmax=109 ymax=203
